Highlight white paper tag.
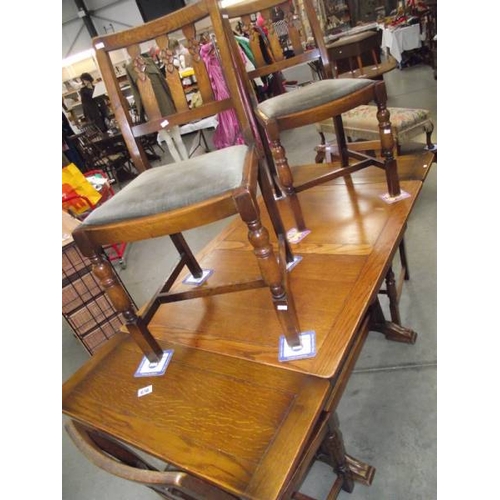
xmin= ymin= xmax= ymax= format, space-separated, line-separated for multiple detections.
xmin=379 ymin=190 xmax=411 ymax=205
xmin=134 ymin=350 xmax=174 ymax=378
xmin=160 ymin=119 xmax=169 ymax=128
xmin=286 ymin=255 xmax=303 ymax=272
xmin=287 ymin=228 xmax=311 ymax=244
xmin=94 ymin=42 xmax=105 ymax=49
xmin=182 ymin=269 xmax=213 ymax=286
xmin=138 ymin=385 xmax=153 ymax=397
xmin=279 ymin=331 xmax=317 ymax=362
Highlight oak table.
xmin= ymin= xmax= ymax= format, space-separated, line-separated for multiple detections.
xmin=146 ymin=153 xmax=435 ymax=378
xmin=63 ymin=151 xmax=435 ymax=497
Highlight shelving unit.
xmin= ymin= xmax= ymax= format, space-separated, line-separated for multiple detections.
xmin=62 ymin=212 xmax=133 ymax=355
xmin=62 ymin=49 xmax=131 ymax=124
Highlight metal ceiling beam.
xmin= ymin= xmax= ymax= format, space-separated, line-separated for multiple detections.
xmin=73 ymin=0 xmax=98 ymax=38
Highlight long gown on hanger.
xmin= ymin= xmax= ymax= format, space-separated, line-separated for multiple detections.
xmin=200 ymin=42 xmax=245 ymax=150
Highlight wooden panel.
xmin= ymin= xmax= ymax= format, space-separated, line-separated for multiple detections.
xmin=146 ymin=172 xmax=424 ymax=377
xmin=63 ymin=335 xmax=330 ymax=498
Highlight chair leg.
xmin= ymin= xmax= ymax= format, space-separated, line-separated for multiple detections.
xmin=356 ymin=55 xmax=364 ymax=75
xmin=234 ymin=190 xmax=302 ymax=348
xmin=72 ymin=228 xmax=164 ymax=363
xmin=424 ymin=122 xmax=435 ymax=151
xmin=333 ymin=116 xmax=349 ymax=167
xmin=315 ymin=131 xmax=327 ymax=164
xmin=169 ymin=233 xmax=203 ymax=279
xmin=373 ymin=82 xmax=401 ymax=197
xmin=268 ymin=133 xmax=308 ymax=232
xmin=257 ymin=161 xmax=295 ymax=265
xmin=371 ymin=48 xmax=379 ymax=70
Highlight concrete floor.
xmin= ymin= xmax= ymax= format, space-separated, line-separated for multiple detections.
xmin=62 ymin=62 xmax=437 ymax=499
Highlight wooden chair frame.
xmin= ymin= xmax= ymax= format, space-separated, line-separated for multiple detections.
xmin=72 ymin=0 xmax=303 ymax=364
xmin=219 ymin=0 xmax=402 ymax=233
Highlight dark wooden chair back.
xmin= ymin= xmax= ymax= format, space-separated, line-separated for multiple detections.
xmin=217 ymin=0 xmax=401 ymax=234
xmin=92 ymin=0 xmax=256 ymax=173
xmin=80 ymin=122 xmax=106 ymax=141
xmin=66 ymin=420 xmax=237 ymax=500
xmin=71 ymin=0 xmax=305 ymax=363
xmin=67 ymin=132 xmax=132 ymax=182
xmin=224 ymin=0 xmax=334 ymax=90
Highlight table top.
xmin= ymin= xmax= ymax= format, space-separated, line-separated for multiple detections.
xmin=145 ymin=153 xmax=432 ymax=379
xmin=324 ymin=22 xmax=379 ymax=44
xmin=62 ymin=333 xmax=331 ymax=499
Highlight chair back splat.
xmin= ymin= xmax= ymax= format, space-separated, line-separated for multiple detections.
xmin=71 ymin=0 xmax=303 ymax=364
xmin=218 ymin=0 xmax=402 ymax=233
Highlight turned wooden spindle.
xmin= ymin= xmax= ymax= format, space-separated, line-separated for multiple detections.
xmin=235 ymin=191 xmax=302 ymax=348
xmin=72 ymin=227 xmax=163 ymax=363
xmin=269 ymin=137 xmax=307 ymax=232
xmin=374 ymin=82 xmax=401 ymax=197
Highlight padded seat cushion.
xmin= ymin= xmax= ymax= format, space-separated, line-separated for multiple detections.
xmin=317 ymin=105 xmax=434 ymax=142
xmin=83 ymin=145 xmax=249 ymax=226
xmin=257 ymin=79 xmax=374 ymax=119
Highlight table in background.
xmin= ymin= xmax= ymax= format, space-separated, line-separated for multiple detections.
xmin=381 ymin=24 xmax=422 ymax=65
xmin=325 ymin=29 xmax=397 ymax=80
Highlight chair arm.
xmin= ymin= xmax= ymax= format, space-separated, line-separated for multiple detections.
xmin=65 ymin=420 xmax=236 ymax=500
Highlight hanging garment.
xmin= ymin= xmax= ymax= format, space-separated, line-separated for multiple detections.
xmin=126 ymin=56 xmax=176 ymax=119
xmin=235 ymin=35 xmax=256 ymax=66
xmin=157 ymin=128 xmax=189 ymax=162
xmin=200 ymin=42 xmax=245 ymax=150
xmin=237 ymin=43 xmax=264 ymax=88
xmin=126 ymin=55 xmax=187 ymax=162
xmin=253 ymin=26 xmax=286 ymax=97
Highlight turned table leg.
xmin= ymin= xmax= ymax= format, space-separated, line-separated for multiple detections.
xmin=370 ymin=296 xmax=417 ymax=344
xmin=320 ymin=412 xmax=376 ymax=493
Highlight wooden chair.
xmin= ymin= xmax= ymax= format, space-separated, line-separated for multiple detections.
xmin=63 ymin=334 xmax=366 ymax=499
xmin=72 ymin=0 xmax=303 ymax=364
xmin=67 ymin=131 xmax=135 ymax=183
xmin=218 ymin=0 xmax=402 ymax=234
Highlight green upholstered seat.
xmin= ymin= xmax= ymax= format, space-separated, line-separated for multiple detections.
xmin=256 ymin=79 xmax=374 ymax=120
xmin=83 ymin=145 xmax=248 ymax=226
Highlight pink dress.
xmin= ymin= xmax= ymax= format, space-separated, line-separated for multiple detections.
xmin=200 ymin=42 xmax=245 ymax=149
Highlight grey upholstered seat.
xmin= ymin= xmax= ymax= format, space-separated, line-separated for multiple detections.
xmin=257 ymin=79 xmax=374 ymax=119
xmin=83 ymin=145 xmax=248 ymax=226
